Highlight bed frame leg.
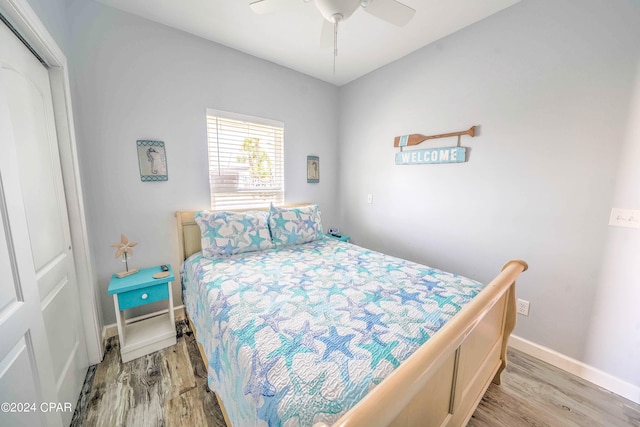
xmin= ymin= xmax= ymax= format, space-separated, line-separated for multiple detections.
xmin=493 ymin=282 xmax=518 ymax=385
xmin=493 ymin=363 xmax=505 ymax=385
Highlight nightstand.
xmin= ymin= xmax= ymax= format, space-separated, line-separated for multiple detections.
xmin=108 ymin=265 xmax=177 ymax=362
xmin=326 ymin=232 xmax=350 ymax=243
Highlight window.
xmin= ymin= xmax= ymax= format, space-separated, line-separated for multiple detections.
xmin=206 ymin=109 xmax=284 ymax=210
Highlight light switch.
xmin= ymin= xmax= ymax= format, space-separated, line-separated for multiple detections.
xmin=609 ymin=208 xmax=640 ymax=228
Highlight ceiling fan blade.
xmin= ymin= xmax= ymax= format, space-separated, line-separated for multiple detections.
xmin=320 ymin=19 xmax=333 ymax=49
xmin=361 ymin=0 xmax=416 ymax=26
xmin=249 ymin=0 xmax=293 ymax=14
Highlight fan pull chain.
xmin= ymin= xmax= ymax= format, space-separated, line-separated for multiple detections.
xmin=333 ymin=21 xmax=338 ymax=75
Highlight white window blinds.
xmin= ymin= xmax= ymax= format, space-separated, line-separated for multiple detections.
xmin=206 ymin=109 xmax=285 ymax=210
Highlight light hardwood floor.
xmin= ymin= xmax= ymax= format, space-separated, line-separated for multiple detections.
xmin=469 ymin=349 xmax=640 ymax=427
xmin=71 ymin=321 xmax=640 ymax=426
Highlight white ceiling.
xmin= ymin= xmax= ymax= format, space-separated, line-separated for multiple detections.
xmin=96 ymin=0 xmax=520 ymax=86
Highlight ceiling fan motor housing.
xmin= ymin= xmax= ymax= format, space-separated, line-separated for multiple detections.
xmin=314 ymin=0 xmax=361 ymax=23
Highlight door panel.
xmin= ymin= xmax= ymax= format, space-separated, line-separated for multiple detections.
xmin=5 ymin=68 xmax=67 ymax=274
xmin=35 ymin=254 xmax=68 ymax=298
xmin=0 ymin=337 xmax=44 ymax=427
xmin=41 ymin=279 xmax=78 ymax=384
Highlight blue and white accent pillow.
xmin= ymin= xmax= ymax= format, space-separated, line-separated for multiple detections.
xmin=268 ymin=204 xmax=324 ymax=247
xmin=194 ymin=210 xmax=274 ymax=258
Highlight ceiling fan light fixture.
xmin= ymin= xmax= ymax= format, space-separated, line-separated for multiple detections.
xmin=314 ymin=0 xmax=360 ymax=23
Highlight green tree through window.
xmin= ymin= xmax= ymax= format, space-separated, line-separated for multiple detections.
xmin=238 ymin=137 xmax=273 ymax=187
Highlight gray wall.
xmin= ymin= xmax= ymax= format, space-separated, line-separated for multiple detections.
xmin=338 ymin=0 xmax=640 ymax=387
xmin=66 ymin=0 xmax=340 ymax=324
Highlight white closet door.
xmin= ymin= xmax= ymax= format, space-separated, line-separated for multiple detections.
xmin=0 ymin=20 xmax=88 ymax=426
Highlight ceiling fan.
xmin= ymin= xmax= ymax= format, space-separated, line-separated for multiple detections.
xmin=249 ymin=0 xmax=416 ymax=70
xmin=250 ymin=0 xmax=415 ymax=27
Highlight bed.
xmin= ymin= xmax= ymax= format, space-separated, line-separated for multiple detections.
xmin=176 ymin=205 xmax=527 ymax=427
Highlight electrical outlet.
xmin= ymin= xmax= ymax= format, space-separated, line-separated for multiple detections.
xmin=367 ymin=194 xmax=373 ymax=204
xmin=517 ymin=299 xmax=530 ymax=316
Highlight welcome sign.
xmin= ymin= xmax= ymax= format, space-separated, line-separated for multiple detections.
xmin=395 ymin=147 xmax=466 ymax=165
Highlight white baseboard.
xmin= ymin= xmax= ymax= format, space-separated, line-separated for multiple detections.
xmin=509 ymin=335 xmax=640 ymax=405
xmin=101 ymin=305 xmax=186 ymax=353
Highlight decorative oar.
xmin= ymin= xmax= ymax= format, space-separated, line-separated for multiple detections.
xmin=394 ymin=126 xmax=476 ymax=147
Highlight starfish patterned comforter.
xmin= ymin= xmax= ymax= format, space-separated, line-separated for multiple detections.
xmin=181 ymin=238 xmax=485 ymax=427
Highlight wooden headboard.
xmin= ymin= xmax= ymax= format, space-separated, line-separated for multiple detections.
xmin=175 ymin=211 xmax=203 ymax=262
xmin=175 ymin=204 xmax=312 ymax=261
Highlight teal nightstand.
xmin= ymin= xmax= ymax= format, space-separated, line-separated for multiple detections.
xmin=326 ymin=232 xmax=350 ymax=243
xmin=108 ymin=265 xmax=176 ymax=362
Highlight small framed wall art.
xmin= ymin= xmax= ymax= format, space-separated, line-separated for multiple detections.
xmin=137 ymin=140 xmax=168 ymax=181
xmin=307 ymin=155 xmax=319 ymax=183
